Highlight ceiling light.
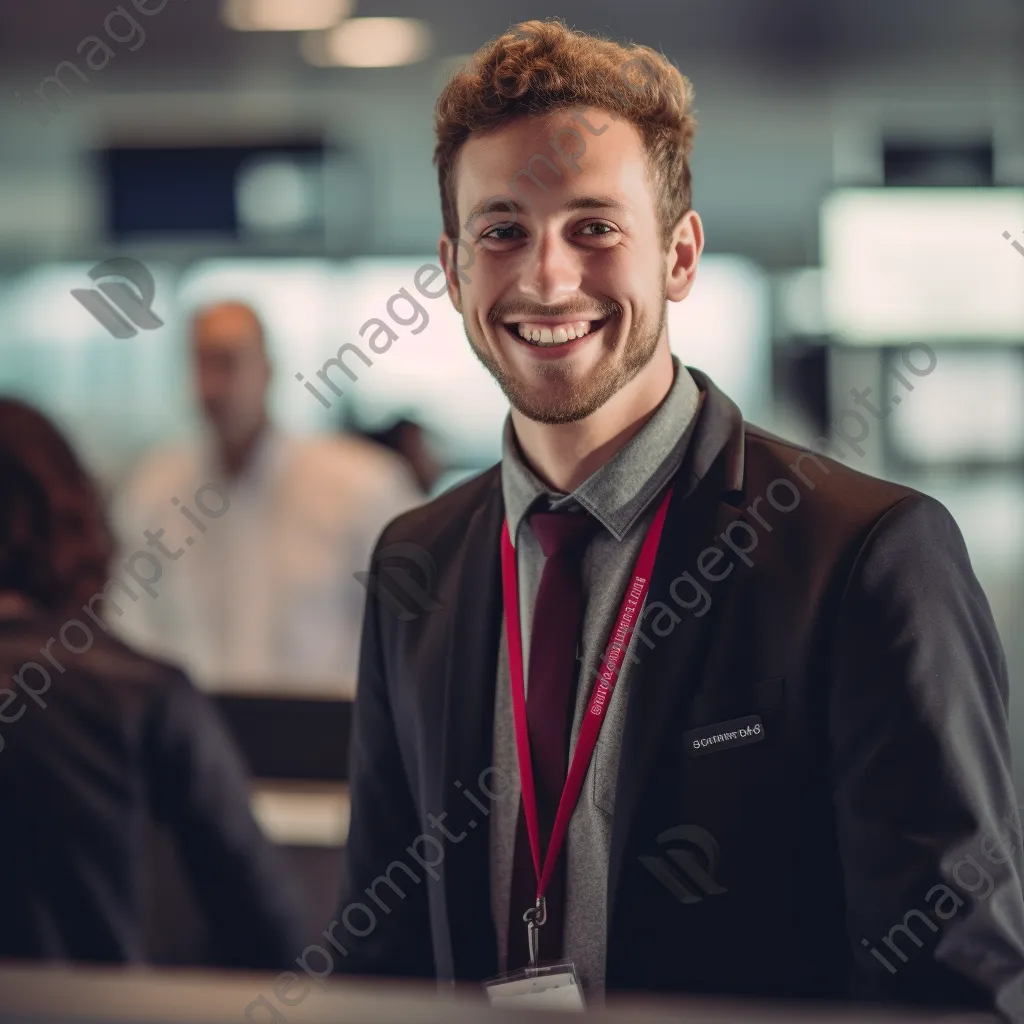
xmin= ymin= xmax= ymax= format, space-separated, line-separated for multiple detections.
xmin=223 ymin=0 xmax=351 ymax=32
xmin=301 ymin=18 xmax=431 ymax=67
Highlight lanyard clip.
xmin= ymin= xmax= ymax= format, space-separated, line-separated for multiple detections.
xmin=523 ymin=895 xmax=547 ymax=969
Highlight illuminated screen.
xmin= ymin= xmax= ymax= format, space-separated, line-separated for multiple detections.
xmin=885 ymin=348 xmax=1024 ymax=467
xmin=0 ymin=262 xmax=183 ymax=487
xmin=319 ymin=257 xmax=509 ymax=467
xmin=665 ymin=255 xmax=771 ymax=426
xmin=822 ymin=188 xmax=1024 ymax=344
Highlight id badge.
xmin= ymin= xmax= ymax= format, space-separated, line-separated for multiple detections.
xmin=484 ymin=960 xmax=585 ymax=1012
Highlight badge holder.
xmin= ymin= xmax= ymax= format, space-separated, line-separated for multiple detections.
xmin=484 ymin=898 xmax=586 ymax=1012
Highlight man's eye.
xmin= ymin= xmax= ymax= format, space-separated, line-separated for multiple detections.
xmin=579 ymin=222 xmax=614 ymax=236
xmin=482 ymin=225 xmax=522 ymax=241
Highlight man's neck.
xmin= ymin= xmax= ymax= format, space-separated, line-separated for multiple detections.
xmin=510 ymin=343 xmax=674 ymax=494
xmin=217 ymin=417 xmax=269 ymax=481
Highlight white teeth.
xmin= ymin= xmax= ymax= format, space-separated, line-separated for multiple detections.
xmin=514 ymin=320 xmax=594 ymax=346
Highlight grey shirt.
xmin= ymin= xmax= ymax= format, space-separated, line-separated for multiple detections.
xmin=490 ymin=357 xmax=703 ymax=1001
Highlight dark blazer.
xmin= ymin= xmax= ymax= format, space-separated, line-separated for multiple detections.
xmin=0 ymin=611 xmax=305 ymax=969
xmin=338 ymin=369 xmax=1024 ymax=1012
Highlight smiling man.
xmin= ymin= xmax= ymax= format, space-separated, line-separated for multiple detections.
xmin=452 ymin=112 xmax=680 ymax=442
xmin=336 ymin=18 xmax=1024 ymax=1015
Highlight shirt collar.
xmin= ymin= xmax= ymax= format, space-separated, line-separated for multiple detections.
xmin=501 ymin=357 xmax=703 ymax=544
xmin=201 ymin=422 xmax=290 ymax=491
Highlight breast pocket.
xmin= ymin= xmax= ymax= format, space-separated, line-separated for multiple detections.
xmin=677 ymin=678 xmax=788 ymax=819
xmin=593 ymin=676 xmax=786 ymax=818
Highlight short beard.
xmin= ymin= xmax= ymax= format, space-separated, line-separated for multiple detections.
xmin=465 ymin=295 xmax=666 ymax=425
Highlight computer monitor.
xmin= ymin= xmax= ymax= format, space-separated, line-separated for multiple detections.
xmin=821 ymin=188 xmax=1024 ymax=345
xmin=665 ymin=254 xmax=772 ymax=427
xmin=882 ymin=346 xmax=1024 ymax=470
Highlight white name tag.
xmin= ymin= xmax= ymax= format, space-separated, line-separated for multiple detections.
xmin=484 ymin=962 xmax=585 ymax=1012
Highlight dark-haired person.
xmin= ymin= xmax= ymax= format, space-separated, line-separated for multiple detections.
xmin=0 ymin=398 xmax=306 ymax=968
xmin=337 ymin=17 xmax=1024 ymax=1017
xmin=358 ymin=418 xmax=443 ymax=496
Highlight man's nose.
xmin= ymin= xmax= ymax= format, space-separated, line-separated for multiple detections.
xmin=519 ymin=230 xmax=582 ymax=306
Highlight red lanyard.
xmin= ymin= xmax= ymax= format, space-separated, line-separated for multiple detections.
xmin=499 ymin=485 xmax=674 ymax=903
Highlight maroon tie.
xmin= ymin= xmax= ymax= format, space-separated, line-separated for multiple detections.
xmin=506 ymin=509 xmax=599 ymax=971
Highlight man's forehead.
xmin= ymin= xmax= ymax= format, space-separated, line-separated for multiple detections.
xmin=193 ymin=307 xmax=263 ymax=348
xmin=455 ymin=113 xmax=646 ymax=218
xmin=459 ymin=108 xmax=627 ymax=166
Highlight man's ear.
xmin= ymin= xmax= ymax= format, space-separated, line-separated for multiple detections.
xmin=438 ymin=233 xmax=463 ymax=314
xmin=665 ymin=209 xmax=704 ymax=303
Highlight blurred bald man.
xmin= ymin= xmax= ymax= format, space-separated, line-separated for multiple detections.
xmin=109 ymin=301 xmax=421 ymax=696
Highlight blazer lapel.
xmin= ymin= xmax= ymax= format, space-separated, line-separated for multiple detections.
xmin=607 ymin=374 xmax=749 ymax=910
xmin=436 ymin=469 xmax=505 ymax=981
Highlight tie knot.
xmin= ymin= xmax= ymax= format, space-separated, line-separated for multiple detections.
xmin=528 ymin=509 xmax=599 ymax=558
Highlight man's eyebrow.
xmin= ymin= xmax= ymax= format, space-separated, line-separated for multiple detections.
xmin=464 ymin=194 xmax=628 ymax=226
xmin=562 ymin=195 xmax=629 ymax=214
xmin=464 ymin=198 xmax=526 ymax=226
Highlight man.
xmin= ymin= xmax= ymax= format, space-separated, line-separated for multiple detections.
xmin=110 ymin=300 xmax=420 ymax=696
xmin=337 ymin=18 xmax=1024 ymax=1015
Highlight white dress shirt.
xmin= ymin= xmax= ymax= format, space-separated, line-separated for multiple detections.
xmin=108 ymin=426 xmax=422 ymax=697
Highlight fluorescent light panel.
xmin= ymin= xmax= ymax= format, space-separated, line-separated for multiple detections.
xmin=302 ymin=17 xmax=431 ymax=67
xmin=222 ymin=0 xmax=350 ymax=32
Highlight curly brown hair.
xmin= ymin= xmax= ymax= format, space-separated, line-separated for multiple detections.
xmin=0 ymin=399 xmax=113 ymax=616
xmin=433 ymin=18 xmax=698 ymax=250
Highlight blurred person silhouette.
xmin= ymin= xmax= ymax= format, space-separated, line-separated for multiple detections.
xmin=358 ymin=417 xmax=442 ymax=496
xmin=0 ymin=398 xmax=306 ymax=968
xmin=109 ymin=300 xmax=421 ymax=696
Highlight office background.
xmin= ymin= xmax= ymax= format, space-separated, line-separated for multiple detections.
xmin=1 ymin=0 xmax=1023 ymax=986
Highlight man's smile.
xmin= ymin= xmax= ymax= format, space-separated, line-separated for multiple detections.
xmin=500 ymin=315 xmax=614 ymax=349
